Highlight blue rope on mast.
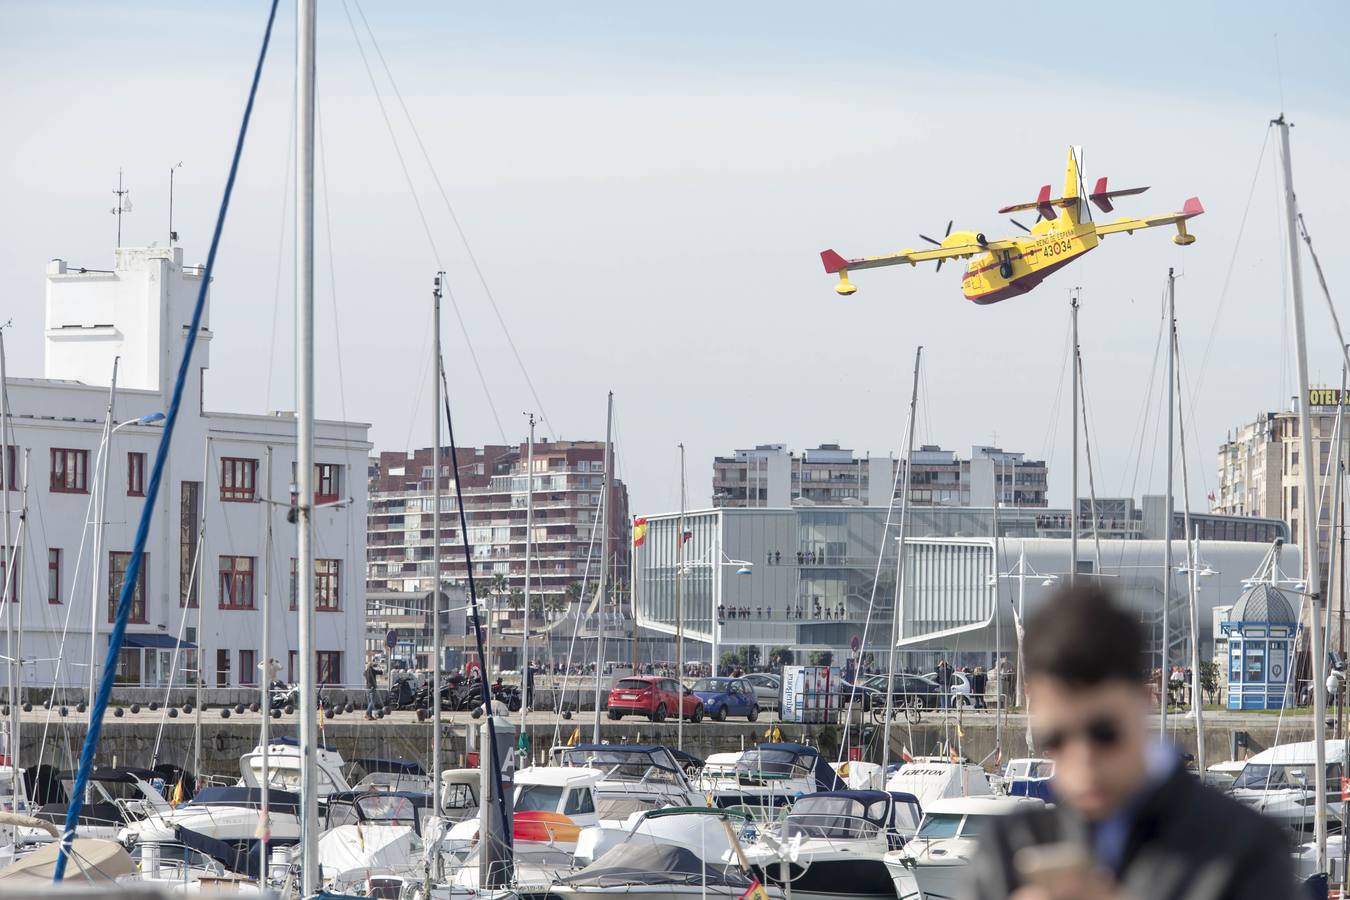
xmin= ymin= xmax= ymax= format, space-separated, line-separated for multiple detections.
xmin=53 ymin=0 xmax=280 ymax=880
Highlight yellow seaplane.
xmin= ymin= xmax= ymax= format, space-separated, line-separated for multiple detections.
xmin=820 ymin=147 xmax=1203 ymax=304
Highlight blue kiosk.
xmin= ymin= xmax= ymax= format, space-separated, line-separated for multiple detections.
xmin=1222 ymin=583 xmax=1297 ymax=710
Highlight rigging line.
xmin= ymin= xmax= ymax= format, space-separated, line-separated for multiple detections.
xmin=337 ymin=0 xmax=506 ymax=445
xmin=439 ymin=359 xmax=514 ymax=863
xmin=315 ymin=95 xmax=350 ymax=428
xmin=1075 ymin=350 xmax=1104 ymax=572
xmin=52 ymin=0 xmax=280 ymax=880
xmin=836 ymin=407 xmax=909 ymax=762
xmin=263 ymin=92 xmax=297 ymax=412
xmin=1190 ymin=128 xmax=1271 ymax=403
xmin=1038 ymin=314 xmax=1073 ymax=470
xmin=349 ymin=0 xmax=555 ymax=436
xmin=1120 ymin=286 xmax=1168 ymax=502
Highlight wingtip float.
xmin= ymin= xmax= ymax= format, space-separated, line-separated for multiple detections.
xmin=821 ymin=147 xmax=1204 ymax=303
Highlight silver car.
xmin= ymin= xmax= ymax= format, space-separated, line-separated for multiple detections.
xmin=743 ymin=672 xmax=781 ymax=710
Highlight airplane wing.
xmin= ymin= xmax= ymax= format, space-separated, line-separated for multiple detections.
xmin=1094 ymin=197 xmax=1204 ymax=240
xmin=821 ymin=237 xmax=1018 ymax=274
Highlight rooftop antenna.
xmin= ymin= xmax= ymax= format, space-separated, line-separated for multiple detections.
xmin=111 ymin=168 xmax=132 ymax=248
xmin=168 ymin=162 xmax=183 ymax=245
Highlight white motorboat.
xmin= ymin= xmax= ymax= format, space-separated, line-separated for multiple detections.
xmin=120 ymin=786 xmax=302 ymax=846
xmin=743 ymin=789 xmax=922 ymax=900
xmin=239 ymin=736 xmax=352 ymax=802
xmin=886 ymin=795 xmax=1044 ymax=900
xmin=550 ymin=806 xmax=782 ymax=900
xmin=1000 ymin=758 xmax=1055 ymax=802
xmin=22 ymin=766 xmax=171 ymax=844
xmin=1203 ymin=759 xmax=1247 ymax=792
xmin=442 ymin=766 xmax=602 ymax=865
xmin=1228 ymin=739 xmax=1345 ymax=836
xmin=557 ymin=744 xmax=700 ymax=816
xmin=699 ymin=743 xmax=843 ymax=813
xmin=884 ymin=758 xmax=993 ymax=809
xmin=348 ymin=756 xmax=435 ymax=795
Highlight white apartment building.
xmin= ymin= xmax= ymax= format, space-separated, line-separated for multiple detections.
xmin=1 ymin=246 xmax=369 ymax=692
xmin=1215 ymin=396 xmax=1350 ymax=594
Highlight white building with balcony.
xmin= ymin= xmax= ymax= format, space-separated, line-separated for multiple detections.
xmin=1 ymin=245 xmax=369 ymax=693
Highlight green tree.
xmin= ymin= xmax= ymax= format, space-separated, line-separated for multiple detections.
xmin=719 ymin=650 xmax=742 ymax=675
xmin=809 ymin=650 xmax=835 ymax=667
xmin=769 ymin=646 xmax=795 ymax=670
xmin=510 ymin=588 xmax=525 ymax=612
xmin=547 ymin=591 xmax=567 ymax=620
xmin=564 ymin=581 xmax=584 ymax=607
xmin=1199 ymin=659 xmax=1221 ymax=705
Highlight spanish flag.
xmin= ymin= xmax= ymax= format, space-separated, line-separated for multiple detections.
xmin=170 ymin=779 xmax=185 ymax=807
xmin=739 ymin=878 xmax=771 ymax=900
xmin=567 ymin=725 xmax=581 ymax=746
xmin=633 ymin=517 xmax=649 ymax=547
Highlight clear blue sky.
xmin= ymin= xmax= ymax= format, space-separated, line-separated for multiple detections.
xmin=2 ymin=1 xmax=1348 ymax=514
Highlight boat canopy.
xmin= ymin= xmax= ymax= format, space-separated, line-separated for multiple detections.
xmin=350 ymin=756 xmax=425 ymax=776
xmin=561 ymin=842 xmax=753 ymax=889
xmin=190 ymin=786 xmax=301 ymax=816
xmin=560 ymin=744 xmax=688 ymax=786
xmin=737 ymin=743 xmax=844 ymax=792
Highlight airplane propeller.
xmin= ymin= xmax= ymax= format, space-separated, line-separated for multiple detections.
xmin=919 ymin=220 xmax=953 ymax=272
xmin=1009 ymin=217 xmax=1032 ymax=233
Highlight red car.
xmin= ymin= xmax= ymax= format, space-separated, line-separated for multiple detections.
xmin=606 ymin=675 xmax=703 ymax=723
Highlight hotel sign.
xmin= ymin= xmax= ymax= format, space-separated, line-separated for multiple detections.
xmin=1310 ymin=388 xmax=1348 ymax=408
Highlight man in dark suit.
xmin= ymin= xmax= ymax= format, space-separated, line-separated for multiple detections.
xmin=969 ymin=584 xmax=1296 ymax=900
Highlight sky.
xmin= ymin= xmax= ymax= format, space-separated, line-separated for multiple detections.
xmin=2 ymin=1 xmax=1348 ymax=516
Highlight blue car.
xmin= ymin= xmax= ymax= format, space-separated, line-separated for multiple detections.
xmin=690 ymin=677 xmax=760 ymax=722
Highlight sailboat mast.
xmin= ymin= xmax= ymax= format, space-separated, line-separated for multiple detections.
xmin=431 ymin=273 xmax=443 ymax=818
xmin=1276 ymin=112 xmax=1329 ymax=870
xmin=259 ymin=446 xmax=273 ymax=882
xmin=0 ymin=332 xmax=15 ymax=826
xmin=882 ymin=346 xmax=921 ymax=774
xmin=1172 ymin=322 xmax=1206 ymax=774
xmin=522 ymin=413 xmax=535 ymax=734
xmin=294 ymin=0 xmax=319 ymax=893
xmin=592 ymin=392 xmax=613 ymax=744
xmin=89 ymin=359 xmax=117 ymax=720
xmin=1161 ymin=268 xmax=1175 ymax=737
xmin=676 ymin=442 xmax=685 ymax=752
xmin=195 ymin=436 xmax=210 ymax=781
xmin=1070 ymin=294 xmax=1079 ymax=584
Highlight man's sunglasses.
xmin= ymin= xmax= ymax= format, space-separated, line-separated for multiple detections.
xmin=1035 ymin=716 xmax=1123 ymax=754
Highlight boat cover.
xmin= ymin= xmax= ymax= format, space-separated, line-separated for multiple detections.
xmin=175 ymin=825 xmax=298 ymax=879
xmin=0 ymin=838 xmax=134 ymax=882
xmin=561 ymin=842 xmax=753 ymax=888
xmin=317 ymin=824 xmax=419 ymax=880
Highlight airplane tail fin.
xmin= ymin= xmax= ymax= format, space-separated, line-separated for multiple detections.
xmin=1062 ymin=146 xmax=1082 ymax=224
xmin=1088 ymin=176 xmax=1151 ymax=213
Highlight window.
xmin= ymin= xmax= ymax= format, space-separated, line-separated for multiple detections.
xmin=108 ymin=551 xmax=148 ymax=623
xmin=51 ymin=448 xmax=89 ymax=494
xmin=564 ymin=788 xmax=595 ymax=816
xmin=219 ymin=556 xmax=256 ymax=609
xmin=317 ymin=651 xmax=342 ymax=685
xmin=216 ymin=648 xmax=231 ymax=688
xmin=289 ymin=650 xmax=342 ymax=684
xmin=316 ymin=464 xmax=340 ymax=505
xmin=220 ymin=457 xmax=258 ymax=502
xmin=127 ymin=452 xmax=146 ymax=496
xmin=316 ymin=559 xmax=340 ymax=611
xmin=0 ymin=445 xmax=14 ymax=491
xmin=47 ymin=549 xmax=60 ymax=604
xmin=180 ymin=481 xmax=200 ymax=607
xmin=239 ymin=649 xmax=257 ymax=685
xmin=290 ymin=558 xmax=341 ymax=611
